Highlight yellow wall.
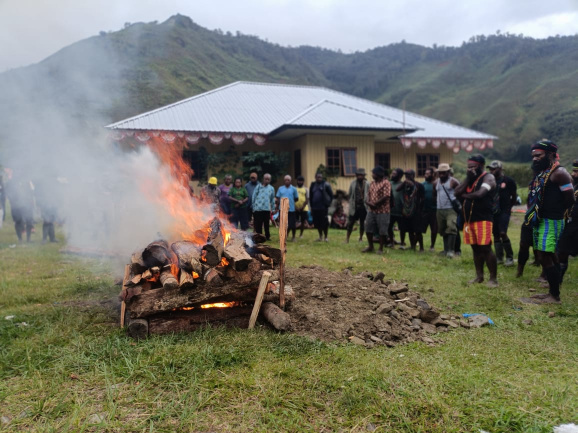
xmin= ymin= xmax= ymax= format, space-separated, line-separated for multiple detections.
xmin=375 ymin=140 xmax=454 ymax=178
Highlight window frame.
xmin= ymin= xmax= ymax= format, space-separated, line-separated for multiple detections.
xmin=326 ymin=147 xmax=357 ymax=177
xmin=416 ymin=153 xmax=440 ymax=177
xmin=374 ymin=153 xmax=391 ymax=171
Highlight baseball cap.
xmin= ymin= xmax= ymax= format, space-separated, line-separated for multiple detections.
xmin=486 ymin=160 xmax=502 ymax=169
xmin=208 ymin=177 xmax=218 ymax=185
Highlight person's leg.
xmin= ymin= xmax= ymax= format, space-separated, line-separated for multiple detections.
xmin=388 ymin=216 xmax=396 ymax=245
xmin=42 ymin=222 xmax=49 ymax=242
xmin=254 ymin=211 xmax=263 ymax=234
xmin=322 ymin=210 xmax=329 ymax=240
xmin=289 ymin=212 xmax=296 ymax=240
xmin=299 ymin=212 xmax=306 ymax=237
xmin=430 ymin=212 xmax=438 ymax=250
xmin=312 ymin=210 xmax=323 ymax=240
xmin=482 ymin=244 xmax=498 ymax=286
xmin=359 ymin=209 xmax=366 ymax=242
xmin=414 ymin=217 xmax=424 ymax=251
xmin=376 ymin=213 xmax=389 ymax=253
xmin=345 ymin=213 xmax=356 ymax=243
xmin=240 ymin=208 xmax=249 ymax=231
xmin=470 ymin=245 xmax=485 ymax=284
xmin=517 ymin=224 xmax=531 ymax=277
xmin=541 ymin=252 xmax=560 ymax=300
xmin=445 ymin=210 xmax=457 ymax=258
xmin=48 ymin=223 xmax=56 ymax=242
xmin=363 ymin=213 xmax=376 ymax=252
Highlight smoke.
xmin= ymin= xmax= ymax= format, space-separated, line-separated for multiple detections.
xmin=0 ymin=28 xmax=215 ymax=270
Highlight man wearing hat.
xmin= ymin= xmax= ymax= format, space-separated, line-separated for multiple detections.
xmin=455 ymin=154 xmax=499 ymax=287
xmin=557 ymin=158 xmax=578 ymax=286
xmin=434 ymin=163 xmax=460 ymax=258
xmin=363 ymin=165 xmax=391 ymax=254
xmin=201 ymin=176 xmax=221 ymax=207
xmin=345 ymin=168 xmax=369 ymax=243
xmin=486 ymin=160 xmax=518 ymax=266
xmin=523 ymin=140 xmax=575 ymax=304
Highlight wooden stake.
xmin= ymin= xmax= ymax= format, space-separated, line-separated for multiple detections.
xmin=248 ymin=271 xmax=272 ymax=329
xmin=120 ymin=264 xmax=131 ymax=328
xmin=278 ymin=197 xmax=289 ymax=309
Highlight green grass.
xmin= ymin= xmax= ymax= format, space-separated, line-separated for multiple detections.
xmin=0 ymin=213 xmax=576 ymax=432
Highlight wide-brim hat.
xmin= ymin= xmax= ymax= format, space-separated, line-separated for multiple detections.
xmin=355 ymin=168 xmax=366 ymax=175
xmin=437 ymin=163 xmax=451 ymax=172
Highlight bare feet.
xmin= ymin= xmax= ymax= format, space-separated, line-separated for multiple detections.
xmin=468 ymin=277 xmax=484 ymax=285
xmin=486 ymin=279 xmax=498 ymax=288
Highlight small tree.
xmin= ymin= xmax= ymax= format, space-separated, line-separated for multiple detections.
xmin=241 ymin=152 xmax=290 ymax=184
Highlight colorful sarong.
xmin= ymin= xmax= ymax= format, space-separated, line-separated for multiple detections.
xmin=533 ymin=218 xmax=565 ymax=253
xmin=463 ymin=221 xmax=493 ymax=245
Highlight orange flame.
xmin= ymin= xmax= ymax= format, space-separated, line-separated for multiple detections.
xmin=192 ymin=272 xmax=199 ymax=279
xmin=220 ymin=257 xmax=229 ymax=267
xmin=170 ymin=264 xmax=180 ymax=278
xmin=139 ymin=137 xmax=236 ymax=244
xmin=200 ymin=302 xmax=238 ymax=309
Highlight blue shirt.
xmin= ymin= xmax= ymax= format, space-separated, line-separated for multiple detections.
xmin=252 ymin=184 xmax=275 ymax=212
xmin=245 ymin=181 xmax=259 ymax=208
xmin=276 ymin=185 xmax=299 ymax=212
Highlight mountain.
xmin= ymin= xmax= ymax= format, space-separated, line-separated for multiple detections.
xmin=1 ymin=14 xmax=578 ymax=162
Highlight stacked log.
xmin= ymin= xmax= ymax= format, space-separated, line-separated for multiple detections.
xmin=119 ymin=217 xmax=284 ymax=338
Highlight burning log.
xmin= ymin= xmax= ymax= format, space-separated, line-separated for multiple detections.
xmin=202 ymin=218 xmax=225 ymax=266
xmin=253 ymin=245 xmax=282 ymax=264
xmin=262 ymin=302 xmax=291 ymax=331
xmin=142 ymin=240 xmax=172 ymax=268
xmin=127 ymin=318 xmax=149 ymax=339
xmin=204 ymin=268 xmax=223 ymax=285
xmin=171 ymin=241 xmax=203 ymax=274
xmin=148 ymin=306 xmax=253 ymax=335
xmin=160 ymin=270 xmax=178 ymax=290
xmin=179 ymin=270 xmax=196 ymax=289
xmin=224 ymin=233 xmax=253 ymax=271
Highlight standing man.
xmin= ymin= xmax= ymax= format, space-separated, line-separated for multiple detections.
xmin=434 ymin=163 xmax=460 ymax=258
xmin=309 ymin=172 xmax=333 ymax=242
xmin=276 ymin=175 xmax=299 ymax=242
xmin=388 ymin=168 xmax=406 ymax=248
xmin=523 ymin=140 xmax=574 ymax=304
xmin=363 ymin=166 xmax=391 ymax=254
xmin=219 ymin=174 xmax=233 ymax=219
xmin=398 ymin=169 xmax=425 ymax=252
xmin=455 ymin=154 xmax=498 ymax=287
xmin=345 ymin=168 xmax=369 ymax=243
xmin=487 ymin=160 xmax=518 ymax=266
xmin=557 ymin=159 xmax=578 ymax=286
xmin=252 ymin=173 xmax=276 ymax=241
xmin=200 ymin=177 xmax=221 ymax=208
xmin=245 ymin=172 xmax=259 ymax=224
xmin=228 ymin=177 xmax=249 ymax=230
xmin=295 ymin=175 xmax=309 ymax=238
xmin=422 ymin=167 xmax=438 ymax=251
xmin=5 ymin=172 xmax=35 ymax=243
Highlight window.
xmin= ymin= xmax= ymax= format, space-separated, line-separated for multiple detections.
xmin=326 ymin=148 xmax=357 ymax=176
xmin=375 ymin=153 xmax=391 ymax=171
xmin=182 ymin=150 xmax=203 ymax=180
xmin=416 ymin=154 xmax=439 ymax=176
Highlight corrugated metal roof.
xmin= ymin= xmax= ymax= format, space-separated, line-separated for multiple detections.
xmin=106 ymin=82 xmax=497 ymax=140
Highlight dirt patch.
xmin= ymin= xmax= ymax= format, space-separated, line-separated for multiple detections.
xmin=285 ymin=266 xmax=467 ymax=347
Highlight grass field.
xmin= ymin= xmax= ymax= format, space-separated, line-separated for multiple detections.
xmin=0 ymin=212 xmax=576 ymax=432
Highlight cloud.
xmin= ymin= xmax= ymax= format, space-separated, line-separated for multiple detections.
xmin=0 ymin=0 xmax=577 ymax=71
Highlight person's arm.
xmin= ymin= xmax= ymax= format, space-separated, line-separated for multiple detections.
xmin=305 ymin=188 xmax=309 ymax=207
xmin=396 ymin=181 xmax=405 ymax=192
xmin=326 ymin=183 xmax=333 ymax=201
xmin=373 ymin=181 xmax=391 ymax=207
xmin=450 ymin=178 xmax=460 ymax=190
xmin=293 ymin=187 xmax=299 ymax=203
xmin=509 ymin=178 xmax=518 ymax=208
xmin=240 ymin=188 xmax=248 ymax=205
xmin=461 ymin=173 xmax=496 ymax=200
xmin=252 ymin=185 xmax=259 ymax=207
xmin=454 ymin=178 xmax=468 ymax=198
xmin=269 ymin=187 xmax=275 ymax=211
xmin=551 ymin=168 xmax=576 ymax=210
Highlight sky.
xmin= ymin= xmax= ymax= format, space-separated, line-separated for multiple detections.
xmin=0 ymin=0 xmax=577 ymax=71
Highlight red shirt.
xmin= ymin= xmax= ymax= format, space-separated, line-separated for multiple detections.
xmin=368 ymin=178 xmax=391 ymax=214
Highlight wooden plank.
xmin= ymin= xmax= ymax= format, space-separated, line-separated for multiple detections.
xmin=120 ymin=263 xmax=131 ymax=328
xmin=278 ymin=197 xmax=289 ymax=309
xmin=248 ymin=270 xmax=272 ymax=329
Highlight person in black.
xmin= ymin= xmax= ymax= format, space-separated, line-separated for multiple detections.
xmin=523 ymin=140 xmax=574 ymax=304
xmin=309 ymin=172 xmax=333 ymax=242
xmin=345 ymin=168 xmax=369 ymax=243
xmin=516 ymin=184 xmax=541 ymax=278
xmin=557 ymin=159 xmax=578 ymax=285
xmin=397 ymin=169 xmax=425 ymax=252
xmin=35 ymin=175 xmax=59 ymax=243
xmin=5 ymin=172 xmax=35 ymax=243
xmin=486 ymin=160 xmax=517 ymax=266
xmin=455 ymin=154 xmax=498 ymax=287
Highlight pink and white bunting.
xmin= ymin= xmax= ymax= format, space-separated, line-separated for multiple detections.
xmin=231 ymin=133 xmax=246 ymax=145
xmin=185 ymin=133 xmax=201 ymax=144
xmin=253 ymin=134 xmax=266 ymax=146
xmin=208 ymin=133 xmax=225 ymax=145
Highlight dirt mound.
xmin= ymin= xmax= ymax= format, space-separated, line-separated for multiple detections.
xmin=285 ymin=266 xmax=469 ymax=347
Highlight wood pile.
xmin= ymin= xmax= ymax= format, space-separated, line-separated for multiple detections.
xmin=119 ymin=217 xmax=289 ymax=338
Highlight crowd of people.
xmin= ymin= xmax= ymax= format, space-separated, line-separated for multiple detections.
xmin=0 ymin=168 xmax=59 ymax=243
xmin=203 ymin=139 xmax=576 ymax=305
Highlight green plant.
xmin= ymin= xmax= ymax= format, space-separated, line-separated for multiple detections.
xmin=241 ymin=151 xmax=290 ymax=184
xmin=315 ymin=163 xmax=338 ymax=186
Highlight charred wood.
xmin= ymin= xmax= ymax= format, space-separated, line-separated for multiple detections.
xmin=202 ymin=218 xmax=225 ymax=266
xmin=261 ymin=302 xmax=291 ymax=331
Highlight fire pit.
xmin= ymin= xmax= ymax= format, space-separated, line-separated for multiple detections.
xmin=119 ymin=217 xmax=290 ymax=338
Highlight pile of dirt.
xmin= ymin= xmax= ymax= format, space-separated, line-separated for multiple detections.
xmin=285 ymin=266 xmax=472 ymax=348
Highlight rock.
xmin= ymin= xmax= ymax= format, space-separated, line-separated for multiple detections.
xmin=459 ymin=320 xmax=471 ymax=329
xmin=432 ymin=318 xmax=449 ymax=327
xmin=1 ymin=416 xmax=11 ymax=426
xmin=373 ymin=272 xmax=385 ymax=283
xmin=440 ymin=314 xmax=450 ymax=320
xmin=469 ymin=315 xmax=490 ymax=328
xmin=419 ymin=309 xmax=440 ymax=323
xmin=548 ymin=311 xmax=556 ymax=318
xmin=411 ymin=318 xmax=422 ymax=326
xmin=528 ymin=288 xmax=536 ymax=292
xmin=349 ymin=336 xmax=366 ymax=346
xmin=330 ymin=291 xmax=341 ymax=298
xmin=310 ymin=290 xmax=323 ymax=299
xmin=358 ymin=271 xmax=373 ymax=280
xmin=370 ymin=335 xmax=383 ymax=343
xmin=305 ymin=313 xmax=316 ymax=322
xmin=389 ymin=283 xmax=409 ymax=295
xmin=375 ymin=303 xmax=394 ymax=314
xmin=446 ymin=320 xmax=459 ymax=328
xmin=522 ymin=319 xmax=533 ymax=325
xmin=366 ymin=422 xmax=377 ymax=431
xmin=421 ymin=323 xmax=437 ymax=334
xmin=389 ymin=310 xmax=400 ymax=319
xmin=324 ymin=284 xmax=336 ymax=288
xmin=416 ymin=300 xmax=431 ymax=310
xmin=422 ymin=336 xmax=435 ymax=344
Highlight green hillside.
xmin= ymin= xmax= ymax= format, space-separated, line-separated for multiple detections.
xmin=1 ymin=15 xmax=578 ymax=163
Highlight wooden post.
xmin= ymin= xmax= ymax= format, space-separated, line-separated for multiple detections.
xmin=120 ymin=264 xmax=131 ymax=328
xmin=278 ymin=197 xmax=289 ymax=309
xmin=248 ymin=271 xmax=272 ymax=329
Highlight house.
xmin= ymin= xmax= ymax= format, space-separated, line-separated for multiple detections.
xmin=107 ymin=81 xmax=496 ymax=192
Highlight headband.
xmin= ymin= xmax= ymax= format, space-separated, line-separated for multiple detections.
xmin=467 ymin=154 xmax=486 ymax=166
xmin=531 ymin=139 xmax=558 ymax=153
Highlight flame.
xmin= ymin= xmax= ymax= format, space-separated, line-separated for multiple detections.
xmin=170 ymin=264 xmax=180 ymax=278
xmin=192 ymin=272 xmax=199 ymax=279
xmin=138 ymin=137 xmax=236 ymax=244
xmin=220 ymin=257 xmax=229 ymax=267
xmin=200 ymin=302 xmax=238 ymax=309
